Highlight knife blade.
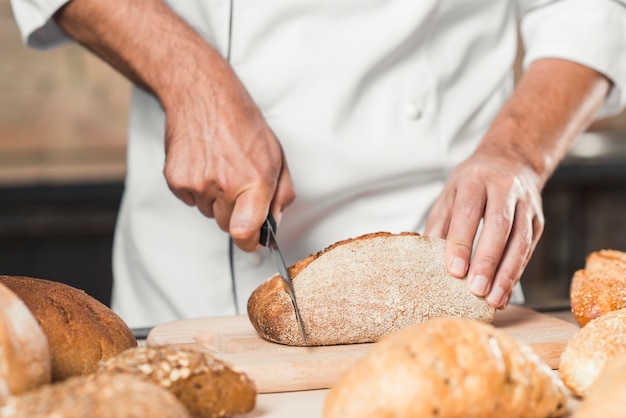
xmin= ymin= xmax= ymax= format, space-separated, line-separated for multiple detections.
xmin=260 ymin=213 xmax=307 ymax=345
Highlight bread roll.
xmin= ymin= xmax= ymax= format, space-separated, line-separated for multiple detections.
xmin=324 ymin=317 xmax=567 ymax=418
xmin=95 ymin=345 xmax=256 ymax=418
xmin=0 ymin=373 xmax=191 ymax=418
xmin=248 ymin=232 xmax=495 ymax=346
xmin=573 ymin=352 xmax=626 ymax=418
xmin=570 ymin=249 xmax=626 ymax=326
xmin=0 ymin=276 xmax=137 ymax=381
xmin=0 ymin=283 xmax=51 ymax=403
xmin=559 ymin=308 xmax=626 ymax=397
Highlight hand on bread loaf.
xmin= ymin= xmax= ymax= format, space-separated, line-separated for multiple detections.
xmin=324 ymin=317 xmax=567 ymax=418
xmin=247 ymin=232 xmax=495 ymax=346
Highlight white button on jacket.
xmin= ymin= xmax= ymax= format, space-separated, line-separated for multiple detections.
xmin=10 ymin=0 xmax=626 ymax=328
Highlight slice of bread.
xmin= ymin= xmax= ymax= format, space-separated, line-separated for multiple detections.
xmin=247 ymin=232 xmax=495 ymax=346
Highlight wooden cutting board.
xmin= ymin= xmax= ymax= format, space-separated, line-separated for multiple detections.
xmin=147 ymin=306 xmax=580 ymax=393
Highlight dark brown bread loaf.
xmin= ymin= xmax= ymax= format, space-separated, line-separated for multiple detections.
xmin=324 ymin=317 xmax=567 ymax=418
xmin=0 ymin=373 xmax=191 ymax=418
xmin=248 ymin=232 xmax=495 ymax=346
xmin=94 ymin=345 xmax=257 ymax=418
xmin=0 ymin=276 xmax=137 ymax=381
xmin=0 ymin=283 xmax=51 ymax=404
xmin=570 ymin=249 xmax=626 ymax=327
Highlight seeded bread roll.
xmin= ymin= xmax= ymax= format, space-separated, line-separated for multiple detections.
xmin=324 ymin=317 xmax=567 ymax=418
xmin=0 ymin=276 xmax=137 ymax=381
xmin=0 ymin=283 xmax=51 ymax=404
xmin=0 ymin=373 xmax=191 ymax=418
xmin=247 ymin=232 xmax=495 ymax=346
xmin=560 ymin=308 xmax=626 ymax=397
xmin=573 ymin=352 xmax=626 ymax=418
xmin=95 ymin=345 xmax=257 ymax=418
xmin=570 ymin=249 xmax=626 ymax=326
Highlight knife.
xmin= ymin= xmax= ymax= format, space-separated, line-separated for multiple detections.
xmin=260 ymin=213 xmax=308 ymax=344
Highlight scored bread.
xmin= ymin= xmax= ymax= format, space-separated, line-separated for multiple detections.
xmin=0 ymin=283 xmax=51 ymax=404
xmin=0 ymin=276 xmax=137 ymax=381
xmin=559 ymin=308 xmax=626 ymax=397
xmin=94 ymin=345 xmax=257 ymax=418
xmin=570 ymin=249 xmax=626 ymax=327
xmin=247 ymin=232 xmax=495 ymax=346
xmin=0 ymin=373 xmax=191 ymax=418
xmin=323 ymin=317 xmax=567 ymax=418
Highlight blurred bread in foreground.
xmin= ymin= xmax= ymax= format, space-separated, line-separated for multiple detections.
xmin=0 ymin=276 xmax=137 ymax=381
xmin=324 ymin=317 xmax=567 ymax=418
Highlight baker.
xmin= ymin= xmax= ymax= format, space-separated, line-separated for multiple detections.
xmin=10 ymin=0 xmax=626 ymax=328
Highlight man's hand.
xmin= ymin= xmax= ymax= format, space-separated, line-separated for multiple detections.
xmin=54 ymin=0 xmax=296 ymax=251
xmin=426 ymin=58 xmax=610 ymax=309
xmin=425 ymin=150 xmax=544 ymax=309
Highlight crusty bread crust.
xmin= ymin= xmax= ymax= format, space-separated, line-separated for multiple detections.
xmin=247 ymin=232 xmax=495 ymax=346
xmin=324 ymin=317 xmax=567 ymax=418
xmin=570 ymin=249 xmax=626 ymax=327
xmin=0 ymin=283 xmax=51 ymax=403
xmin=559 ymin=308 xmax=626 ymax=397
xmin=0 ymin=373 xmax=191 ymax=418
xmin=95 ymin=345 xmax=257 ymax=418
xmin=573 ymin=352 xmax=626 ymax=417
xmin=0 ymin=276 xmax=137 ymax=381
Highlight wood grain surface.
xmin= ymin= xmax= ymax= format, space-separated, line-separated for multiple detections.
xmin=147 ymin=306 xmax=580 ymax=393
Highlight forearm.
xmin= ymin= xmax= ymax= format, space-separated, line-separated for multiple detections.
xmin=53 ymin=0 xmax=229 ymax=111
xmin=477 ymin=58 xmax=611 ymax=187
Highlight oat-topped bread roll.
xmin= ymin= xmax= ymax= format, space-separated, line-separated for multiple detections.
xmin=570 ymin=249 xmax=626 ymax=327
xmin=0 ymin=276 xmax=137 ymax=381
xmin=95 ymin=345 xmax=257 ymax=418
xmin=560 ymin=307 xmax=626 ymax=397
xmin=573 ymin=351 xmax=626 ymax=418
xmin=0 ymin=283 xmax=51 ymax=404
xmin=247 ymin=232 xmax=495 ymax=346
xmin=324 ymin=317 xmax=567 ymax=418
xmin=0 ymin=373 xmax=191 ymax=418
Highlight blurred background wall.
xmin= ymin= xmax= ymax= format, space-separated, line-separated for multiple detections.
xmin=1 ymin=1 xmax=625 ymax=309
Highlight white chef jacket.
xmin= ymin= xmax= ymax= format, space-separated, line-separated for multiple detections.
xmin=11 ymin=0 xmax=626 ymax=328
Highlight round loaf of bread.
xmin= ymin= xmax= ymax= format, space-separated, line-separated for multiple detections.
xmin=94 ymin=345 xmax=257 ymax=418
xmin=247 ymin=232 xmax=496 ymax=346
xmin=323 ymin=317 xmax=567 ymax=418
xmin=573 ymin=352 xmax=626 ymax=418
xmin=0 ymin=373 xmax=191 ymax=418
xmin=559 ymin=308 xmax=626 ymax=397
xmin=0 ymin=283 xmax=51 ymax=403
xmin=0 ymin=276 xmax=137 ymax=382
xmin=570 ymin=249 xmax=626 ymax=327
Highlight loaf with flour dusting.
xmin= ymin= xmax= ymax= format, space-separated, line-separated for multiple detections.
xmin=247 ymin=232 xmax=495 ymax=346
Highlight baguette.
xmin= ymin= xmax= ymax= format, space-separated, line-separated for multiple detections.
xmin=570 ymin=249 xmax=626 ymax=327
xmin=0 ymin=276 xmax=137 ymax=381
xmin=0 ymin=283 xmax=51 ymax=403
xmin=94 ymin=345 xmax=257 ymax=418
xmin=559 ymin=308 xmax=626 ymax=397
xmin=247 ymin=232 xmax=495 ymax=346
xmin=323 ymin=317 xmax=567 ymax=418
xmin=0 ymin=373 xmax=191 ymax=418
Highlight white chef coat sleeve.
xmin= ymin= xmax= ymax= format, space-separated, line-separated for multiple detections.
xmin=519 ymin=0 xmax=626 ymax=118
xmin=10 ymin=0 xmax=73 ymax=49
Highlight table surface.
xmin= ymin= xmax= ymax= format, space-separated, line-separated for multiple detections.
xmin=243 ymin=309 xmax=583 ymax=417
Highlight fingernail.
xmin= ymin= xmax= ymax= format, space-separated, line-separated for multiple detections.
xmin=470 ymin=275 xmax=489 ymax=296
xmin=486 ymin=286 xmax=505 ymax=307
xmin=449 ymin=256 xmax=466 ymax=277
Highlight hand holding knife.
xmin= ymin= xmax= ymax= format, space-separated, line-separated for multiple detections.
xmin=259 ymin=213 xmax=308 ymax=345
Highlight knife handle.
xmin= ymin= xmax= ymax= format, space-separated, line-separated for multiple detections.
xmin=259 ymin=213 xmax=277 ymax=247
